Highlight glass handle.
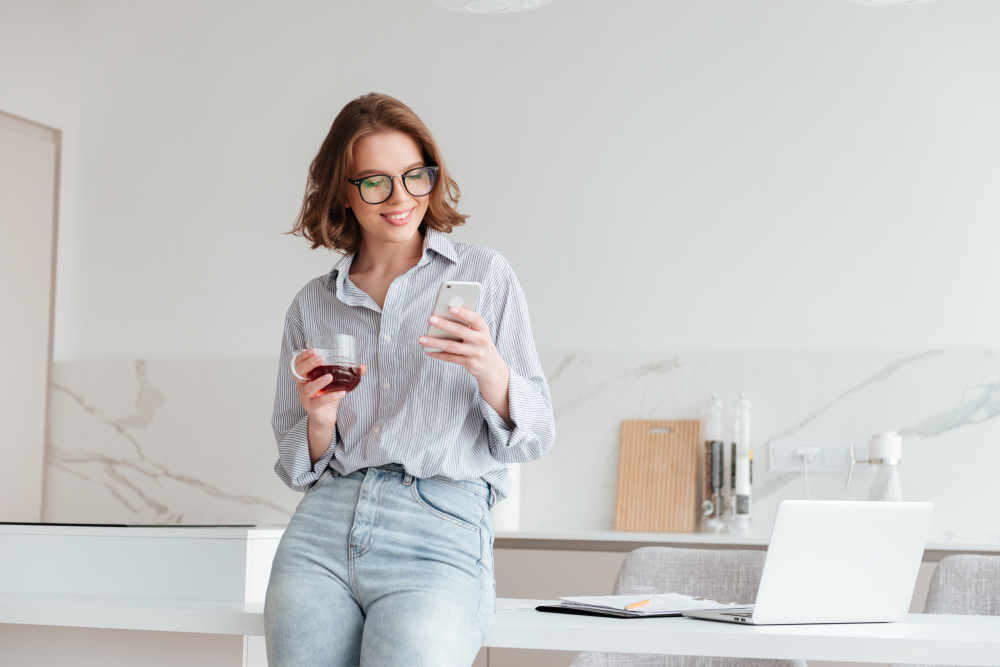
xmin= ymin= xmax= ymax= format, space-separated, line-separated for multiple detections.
xmin=289 ymin=349 xmax=307 ymax=381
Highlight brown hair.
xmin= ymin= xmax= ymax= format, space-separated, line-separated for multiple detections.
xmin=289 ymin=93 xmax=467 ymax=254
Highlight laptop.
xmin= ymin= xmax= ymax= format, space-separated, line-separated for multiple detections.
xmin=683 ymin=500 xmax=933 ymax=625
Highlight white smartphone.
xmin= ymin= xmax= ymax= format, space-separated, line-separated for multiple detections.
xmin=424 ymin=281 xmax=482 ymax=353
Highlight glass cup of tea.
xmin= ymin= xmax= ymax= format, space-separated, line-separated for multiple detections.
xmin=289 ymin=334 xmax=362 ymax=395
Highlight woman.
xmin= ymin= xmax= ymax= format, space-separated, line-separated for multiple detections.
xmin=264 ymin=92 xmax=556 ymax=667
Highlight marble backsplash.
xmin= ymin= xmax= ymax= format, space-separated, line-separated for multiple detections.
xmin=43 ymin=351 xmax=1000 ymax=540
xmin=45 ymin=360 xmax=299 ymax=525
xmin=528 ymin=351 xmax=1000 ymax=541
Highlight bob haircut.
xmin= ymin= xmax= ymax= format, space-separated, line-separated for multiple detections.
xmin=290 ymin=93 xmax=467 ymax=254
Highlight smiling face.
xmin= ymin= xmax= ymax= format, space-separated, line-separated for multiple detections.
xmin=345 ymin=130 xmax=430 ymax=247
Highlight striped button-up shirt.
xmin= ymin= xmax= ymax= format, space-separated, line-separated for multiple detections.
xmin=272 ymin=228 xmax=555 ymax=503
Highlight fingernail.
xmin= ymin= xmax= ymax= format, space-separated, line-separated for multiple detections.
xmin=450 ymin=307 xmax=459 ymax=314
xmin=429 ymin=316 xmax=438 ymax=324
xmin=418 ymin=337 xmax=427 ymax=344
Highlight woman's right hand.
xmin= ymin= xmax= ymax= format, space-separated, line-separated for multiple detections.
xmin=292 ymin=349 xmax=367 ymax=428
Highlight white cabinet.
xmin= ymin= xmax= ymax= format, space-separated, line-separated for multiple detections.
xmin=0 ymin=525 xmax=279 ymax=666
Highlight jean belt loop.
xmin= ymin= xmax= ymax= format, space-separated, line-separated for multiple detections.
xmin=403 ymin=472 xmax=412 ymax=486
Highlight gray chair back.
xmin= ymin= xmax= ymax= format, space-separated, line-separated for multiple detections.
xmin=568 ymin=547 xmax=806 ymax=667
xmin=923 ymin=554 xmax=1000 ymax=616
xmin=890 ymin=554 xmax=1000 ymax=667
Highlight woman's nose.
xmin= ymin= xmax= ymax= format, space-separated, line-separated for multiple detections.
xmin=388 ymin=175 xmax=411 ymax=203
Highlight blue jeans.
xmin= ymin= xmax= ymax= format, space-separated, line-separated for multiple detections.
xmin=264 ymin=463 xmax=496 ymax=667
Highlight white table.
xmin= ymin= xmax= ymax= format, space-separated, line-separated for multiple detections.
xmin=492 ymin=600 xmax=1000 ymax=666
xmin=5 ymin=525 xmax=1000 ymax=666
xmin=3 ymin=595 xmax=1000 ymax=666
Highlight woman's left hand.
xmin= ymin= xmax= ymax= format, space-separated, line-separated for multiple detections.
xmin=418 ymin=307 xmax=508 ymax=386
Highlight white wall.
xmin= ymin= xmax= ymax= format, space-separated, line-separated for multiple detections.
xmin=61 ymin=0 xmax=1000 ymax=360
xmin=0 ymin=0 xmax=80 ymax=358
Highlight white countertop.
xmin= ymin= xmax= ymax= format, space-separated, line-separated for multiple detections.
xmin=4 ymin=595 xmax=999 ymax=665
xmin=0 ymin=592 xmax=264 ymax=636
xmin=0 ymin=524 xmax=285 ymax=540
xmin=492 ymin=529 xmax=1000 ymax=557
xmin=495 ymin=530 xmax=770 ymax=546
xmin=0 ymin=523 xmax=767 ymax=543
xmin=5 ymin=524 xmax=997 ymax=557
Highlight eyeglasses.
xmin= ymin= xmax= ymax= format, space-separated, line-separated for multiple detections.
xmin=346 ymin=166 xmax=439 ymax=205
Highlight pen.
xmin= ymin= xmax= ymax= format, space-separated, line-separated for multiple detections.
xmin=624 ymin=598 xmax=651 ymax=611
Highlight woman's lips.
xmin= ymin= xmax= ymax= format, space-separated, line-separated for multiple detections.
xmin=380 ymin=208 xmax=413 ymax=226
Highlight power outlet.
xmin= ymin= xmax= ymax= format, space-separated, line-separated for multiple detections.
xmin=768 ymin=440 xmax=869 ymax=472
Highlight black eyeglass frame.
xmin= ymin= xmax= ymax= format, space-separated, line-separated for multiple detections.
xmin=346 ymin=166 xmax=440 ymax=205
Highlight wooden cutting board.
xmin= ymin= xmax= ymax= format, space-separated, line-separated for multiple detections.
xmin=614 ymin=419 xmax=700 ymax=533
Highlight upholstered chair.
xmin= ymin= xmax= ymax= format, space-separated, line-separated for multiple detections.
xmin=891 ymin=554 xmax=1000 ymax=667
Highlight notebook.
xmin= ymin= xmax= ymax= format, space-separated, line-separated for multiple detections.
xmin=536 ymin=593 xmax=753 ymax=618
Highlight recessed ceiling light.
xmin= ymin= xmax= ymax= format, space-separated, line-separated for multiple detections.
xmin=430 ymin=0 xmax=555 ymax=13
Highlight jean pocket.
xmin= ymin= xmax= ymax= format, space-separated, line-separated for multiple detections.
xmin=410 ymin=477 xmax=481 ymax=532
xmin=303 ymin=468 xmax=333 ymax=496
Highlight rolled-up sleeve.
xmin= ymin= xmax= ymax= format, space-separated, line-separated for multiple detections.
xmin=478 ymin=269 xmax=556 ymax=463
xmin=272 ymin=297 xmax=336 ymax=491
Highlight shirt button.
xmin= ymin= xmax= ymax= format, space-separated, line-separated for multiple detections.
xmin=383 ymin=382 xmax=391 ymax=390
xmin=383 ymin=334 xmax=391 ymax=342
xmin=373 ymin=426 xmax=381 ymax=434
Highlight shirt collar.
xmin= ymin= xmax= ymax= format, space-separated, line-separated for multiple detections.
xmin=323 ymin=227 xmax=459 ymax=292
xmin=423 ymin=227 xmax=459 ymax=265
xmin=324 ymin=251 xmax=355 ymax=291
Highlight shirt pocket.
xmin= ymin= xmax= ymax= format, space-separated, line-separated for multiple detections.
xmin=410 ymin=363 xmax=478 ymax=436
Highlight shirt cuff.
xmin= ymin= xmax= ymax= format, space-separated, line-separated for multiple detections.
xmin=478 ymin=370 xmax=530 ymax=449
xmin=279 ymin=415 xmax=337 ymax=490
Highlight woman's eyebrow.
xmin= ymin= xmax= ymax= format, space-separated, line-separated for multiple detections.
xmin=354 ymin=161 xmax=426 ymax=178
